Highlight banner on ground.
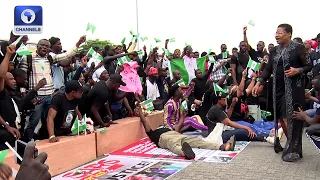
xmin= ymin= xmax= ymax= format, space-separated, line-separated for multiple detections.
xmin=168 ymin=57 xmax=206 ymax=85
xmin=110 ymin=137 xmax=250 ymax=162
xmin=53 ymin=155 xmax=191 ymax=180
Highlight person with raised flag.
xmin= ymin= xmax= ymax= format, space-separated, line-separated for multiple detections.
xmin=49 ymin=36 xmax=86 ymax=91
xmin=163 ymin=84 xmax=208 ymax=132
xmin=137 ymin=103 xmax=236 ymax=160
xmin=252 ymin=24 xmax=312 ymax=162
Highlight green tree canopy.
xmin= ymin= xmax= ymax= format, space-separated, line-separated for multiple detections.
xmin=77 ymin=39 xmax=115 ymax=53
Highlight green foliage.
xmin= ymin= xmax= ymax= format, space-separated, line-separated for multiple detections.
xmin=77 ymin=39 xmax=115 ymax=53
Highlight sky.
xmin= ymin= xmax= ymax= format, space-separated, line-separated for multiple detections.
xmin=1 ymin=0 xmax=319 ymax=54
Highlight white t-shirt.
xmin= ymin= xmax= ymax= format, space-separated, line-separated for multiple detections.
xmin=146 ymin=79 xmax=160 ymax=100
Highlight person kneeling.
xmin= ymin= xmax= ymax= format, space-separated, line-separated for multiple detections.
xmin=46 ymin=80 xmax=84 ymax=143
xmin=137 ymin=105 xmax=235 ymax=160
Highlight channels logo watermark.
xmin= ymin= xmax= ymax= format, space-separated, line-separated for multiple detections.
xmin=14 ymin=6 xmax=43 ymax=34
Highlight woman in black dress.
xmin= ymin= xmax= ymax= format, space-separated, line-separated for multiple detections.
xmin=252 ymin=24 xmax=312 ymax=162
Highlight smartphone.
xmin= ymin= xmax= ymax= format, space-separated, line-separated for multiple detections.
xmin=15 ymin=140 xmax=38 ymax=165
xmin=293 ymin=103 xmax=302 ymax=111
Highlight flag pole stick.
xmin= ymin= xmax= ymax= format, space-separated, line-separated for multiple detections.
xmin=136 ymin=0 xmax=139 ymax=50
xmin=5 ymin=142 xmax=23 ymax=162
xmin=12 ymin=53 xmax=17 ymax=62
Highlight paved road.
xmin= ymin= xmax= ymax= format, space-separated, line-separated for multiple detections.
xmin=169 ymin=135 xmax=320 ymax=180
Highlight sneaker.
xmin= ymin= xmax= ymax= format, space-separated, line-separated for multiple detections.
xmin=181 ymin=142 xmax=195 ymax=159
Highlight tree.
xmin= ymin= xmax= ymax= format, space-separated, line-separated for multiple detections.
xmin=78 ymin=39 xmax=115 ymax=53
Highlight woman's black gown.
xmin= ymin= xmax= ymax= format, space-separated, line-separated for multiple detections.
xmin=259 ymin=41 xmax=312 ymax=161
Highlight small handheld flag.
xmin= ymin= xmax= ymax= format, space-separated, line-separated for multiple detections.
xmin=208 ymin=55 xmax=215 ymax=63
xmin=117 ymin=56 xmax=131 ymax=65
xmin=86 ymin=23 xmax=96 ymax=34
xmin=248 ymin=20 xmax=255 ymax=26
xmin=181 ymin=100 xmax=188 ymax=111
xmin=140 ymin=99 xmax=154 ymax=112
xmin=154 ymin=38 xmax=161 ymax=43
xmin=169 ymin=38 xmax=176 ymax=42
xmin=87 ymin=47 xmax=103 ymax=61
xmin=121 ymin=37 xmax=126 ymax=45
xmin=176 ymin=79 xmax=185 ymax=86
xmin=16 ymin=44 xmax=31 ymax=56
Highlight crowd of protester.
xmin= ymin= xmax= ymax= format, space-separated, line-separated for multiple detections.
xmin=1 ymin=23 xmax=320 ymax=179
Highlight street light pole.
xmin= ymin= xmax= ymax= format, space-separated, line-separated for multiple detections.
xmin=136 ymin=0 xmax=139 ymax=50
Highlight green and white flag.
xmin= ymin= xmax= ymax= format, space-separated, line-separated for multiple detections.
xmin=87 ymin=47 xmax=103 ymax=61
xmin=207 ymin=48 xmax=212 ymax=55
xmin=208 ymin=55 xmax=215 ymax=63
xmin=17 ymin=44 xmax=31 ymax=56
xmin=71 ymin=117 xmax=87 ymax=135
xmin=11 ymin=35 xmax=23 ymax=46
xmin=86 ymin=23 xmax=96 ymax=33
xmin=169 ymin=38 xmax=175 ymax=42
xmin=154 ymin=38 xmax=161 ymax=43
xmin=247 ymin=59 xmax=260 ymax=71
xmin=130 ymin=30 xmax=135 ymax=35
xmin=248 ymin=20 xmax=255 ymax=26
xmin=222 ymin=51 xmax=228 ymax=59
xmin=181 ymin=100 xmax=188 ymax=111
xmin=261 ymin=110 xmax=272 ymax=119
xmin=117 ymin=56 xmax=131 ymax=65
xmin=121 ymin=37 xmax=126 ymax=44
xmin=162 ymin=48 xmax=170 ymax=56
xmin=169 ymin=57 xmax=206 ymax=85
xmin=137 ymin=51 xmax=144 ymax=60
xmin=176 ymin=79 xmax=185 ymax=86
xmin=0 ymin=149 xmax=9 ymax=163
xmin=141 ymin=99 xmax=154 ymax=111
xmin=140 ymin=36 xmax=148 ymax=42
xmin=213 ymin=83 xmax=226 ymax=94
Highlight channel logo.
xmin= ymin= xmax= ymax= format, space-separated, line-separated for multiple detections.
xmin=14 ymin=6 xmax=43 ymax=34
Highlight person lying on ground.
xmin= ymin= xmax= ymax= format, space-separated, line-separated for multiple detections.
xmin=137 ymin=104 xmax=236 ymax=160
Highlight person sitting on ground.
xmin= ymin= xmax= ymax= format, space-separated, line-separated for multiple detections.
xmin=137 ymin=104 xmax=236 ymax=159
xmin=45 ymin=80 xmax=84 ymax=143
xmin=163 ymin=84 xmax=208 ymax=132
xmin=293 ymin=78 xmax=320 ymax=151
xmin=206 ymin=91 xmax=257 ymax=143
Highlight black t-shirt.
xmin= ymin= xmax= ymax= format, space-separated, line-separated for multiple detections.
xmin=0 ymin=90 xmax=16 ymax=128
xmin=85 ymin=80 xmax=110 ymax=114
xmin=50 ymin=93 xmax=78 ymax=135
xmin=206 ymin=105 xmax=228 ymax=133
xmin=217 ymin=53 xmax=231 ymax=68
xmin=228 ymin=93 xmax=245 ymax=120
xmin=146 ymin=126 xmax=170 ymax=147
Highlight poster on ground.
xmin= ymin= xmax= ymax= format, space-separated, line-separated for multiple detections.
xmin=53 ymin=155 xmax=191 ymax=180
xmin=110 ymin=138 xmax=250 ymax=162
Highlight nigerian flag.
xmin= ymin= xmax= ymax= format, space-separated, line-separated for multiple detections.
xmin=175 ymin=79 xmax=185 ymax=86
xmin=17 ymin=44 xmax=31 ymax=56
xmin=169 ymin=57 xmax=206 ymax=85
xmin=141 ymin=99 xmax=154 ymax=111
xmin=213 ymin=83 xmax=226 ymax=95
xmin=181 ymin=100 xmax=188 ymax=111
xmin=87 ymin=47 xmax=103 ymax=61
xmin=118 ymin=56 xmax=131 ymax=65
xmin=137 ymin=51 xmax=144 ymax=61
xmin=71 ymin=117 xmax=87 ymax=135
xmin=247 ymin=59 xmax=260 ymax=71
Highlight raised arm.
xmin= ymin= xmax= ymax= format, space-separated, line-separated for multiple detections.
xmin=51 ymin=36 xmax=86 ymax=63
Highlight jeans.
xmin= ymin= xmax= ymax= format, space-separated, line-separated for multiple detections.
xmin=306 ymin=124 xmax=320 ymax=136
xmin=23 ymin=95 xmax=52 ymax=142
xmin=222 ymin=129 xmax=268 ymax=143
xmin=305 ymin=109 xmax=316 ymax=118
